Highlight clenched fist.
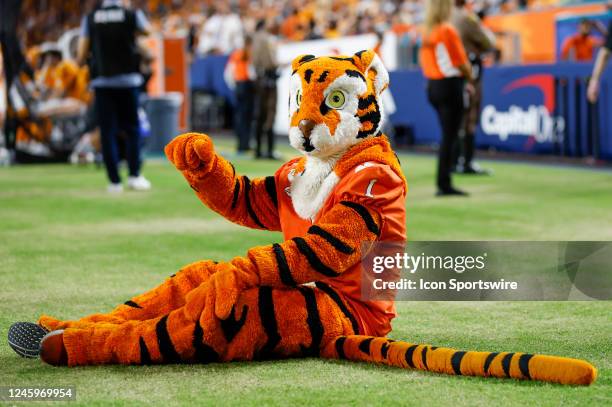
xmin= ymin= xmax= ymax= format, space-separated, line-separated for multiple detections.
xmin=164 ymin=133 xmax=215 ymax=172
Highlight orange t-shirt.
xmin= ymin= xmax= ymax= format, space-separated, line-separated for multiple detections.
xmin=561 ymin=34 xmax=601 ymax=62
xmin=228 ymin=50 xmax=251 ymax=82
xmin=420 ymin=23 xmax=468 ymax=80
xmin=274 ymin=158 xmax=407 ymax=337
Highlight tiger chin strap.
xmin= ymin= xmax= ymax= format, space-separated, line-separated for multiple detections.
xmin=321 ymin=335 xmax=597 ymax=386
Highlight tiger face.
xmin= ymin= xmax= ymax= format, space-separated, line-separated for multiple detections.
xmin=288 ymin=50 xmax=390 ymax=159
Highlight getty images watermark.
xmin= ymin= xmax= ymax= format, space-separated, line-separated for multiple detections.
xmin=360 ymin=241 xmax=612 ymax=301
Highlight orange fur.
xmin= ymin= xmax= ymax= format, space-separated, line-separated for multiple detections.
xmin=36 ymin=50 xmax=596 ymax=386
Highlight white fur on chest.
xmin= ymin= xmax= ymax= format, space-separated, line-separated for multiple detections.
xmin=289 ymin=157 xmax=340 ymax=220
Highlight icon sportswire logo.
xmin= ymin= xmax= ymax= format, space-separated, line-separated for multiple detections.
xmin=480 ymin=74 xmax=565 ymax=143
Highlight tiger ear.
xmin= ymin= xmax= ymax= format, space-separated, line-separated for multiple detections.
xmin=353 ymin=49 xmax=389 ymax=96
xmin=291 ymin=54 xmax=316 ymax=72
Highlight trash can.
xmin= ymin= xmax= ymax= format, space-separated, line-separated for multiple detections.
xmin=144 ymin=92 xmax=183 ymax=154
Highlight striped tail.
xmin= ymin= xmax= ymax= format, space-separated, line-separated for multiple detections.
xmin=321 ymin=335 xmax=597 ymax=386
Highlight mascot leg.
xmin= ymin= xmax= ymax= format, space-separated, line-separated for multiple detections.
xmin=48 ymin=286 xmax=356 ymax=366
xmin=39 ymin=260 xmax=219 ymax=331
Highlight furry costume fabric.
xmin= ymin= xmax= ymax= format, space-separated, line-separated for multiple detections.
xmin=37 ymin=50 xmax=596 ymax=385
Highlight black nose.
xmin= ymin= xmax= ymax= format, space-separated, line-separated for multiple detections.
xmin=298 ymin=119 xmax=316 ymax=139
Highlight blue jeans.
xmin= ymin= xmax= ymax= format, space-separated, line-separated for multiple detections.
xmin=94 ymin=87 xmax=141 ymax=184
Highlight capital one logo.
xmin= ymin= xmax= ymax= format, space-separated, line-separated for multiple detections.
xmin=481 ymin=74 xmax=565 ymax=143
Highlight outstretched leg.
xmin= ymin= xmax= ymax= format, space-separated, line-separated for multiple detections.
xmin=45 ymin=285 xmax=357 ymax=366
xmin=39 ymin=260 xmax=219 ymax=331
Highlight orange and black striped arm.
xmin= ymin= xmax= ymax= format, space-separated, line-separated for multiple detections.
xmin=229 ymin=199 xmax=382 ymax=287
xmin=165 ymin=133 xmax=280 ymax=231
xmin=321 ymin=335 xmax=597 ymax=386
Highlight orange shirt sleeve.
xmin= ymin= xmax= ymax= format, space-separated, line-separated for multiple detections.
xmin=442 ymin=25 xmax=468 ymax=67
xmin=561 ymin=36 xmax=575 ymax=60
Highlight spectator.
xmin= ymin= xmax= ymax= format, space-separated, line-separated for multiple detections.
xmin=420 ymin=0 xmax=473 ymax=196
xmin=77 ymin=0 xmax=152 ymax=193
xmin=224 ymin=36 xmax=256 ymax=154
xmin=587 ymin=15 xmax=612 ymax=103
xmin=451 ymin=0 xmax=495 ymax=174
xmin=197 ymin=3 xmax=243 ymax=55
xmin=252 ymin=19 xmax=279 ymax=159
xmin=561 ymin=19 xmax=603 ymax=62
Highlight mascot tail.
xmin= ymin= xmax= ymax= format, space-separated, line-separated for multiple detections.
xmin=322 ymin=335 xmax=596 ymax=385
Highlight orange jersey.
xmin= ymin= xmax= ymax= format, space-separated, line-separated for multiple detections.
xmin=561 ymin=34 xmax=601 ymax=62
xmin=228 ymin=50 xmax=251 ymax=82
xmin=420 ymin=23 xmax=468 ymax=79
xmin=274 ymin=158 xmax=407 ymax=337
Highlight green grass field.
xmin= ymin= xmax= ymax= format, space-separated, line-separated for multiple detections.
xmin=1 ymin=139 xmax=611 ymax=406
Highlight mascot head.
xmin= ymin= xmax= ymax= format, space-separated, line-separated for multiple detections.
xmin=288 ymin=49 xmax=390 ymax=159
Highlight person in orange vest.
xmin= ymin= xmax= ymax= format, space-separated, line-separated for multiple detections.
xmin=420 ymin=0 xmax=473 ymax=196
xmin=561 ymin=19 xmax=603 ymax=62
xmin=224 ymin=36 xmax=255 ymax=154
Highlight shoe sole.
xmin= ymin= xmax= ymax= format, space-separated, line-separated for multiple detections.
xmin=8 ymin=322 xmax=49 ymax=358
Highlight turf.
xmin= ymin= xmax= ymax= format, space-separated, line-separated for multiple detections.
xmin=1 ymin=138 xmax=611 ymax=406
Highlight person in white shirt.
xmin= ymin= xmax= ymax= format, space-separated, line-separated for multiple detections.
xmin=197 ymin=4 xmax=244 ymax=55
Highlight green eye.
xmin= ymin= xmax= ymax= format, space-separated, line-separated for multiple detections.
xmin=326 ymin=90 xmax=346 ymax=109
xmin=296 ymin=90 xmax=302 ymax=107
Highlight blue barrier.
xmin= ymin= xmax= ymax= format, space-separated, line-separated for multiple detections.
xmin=191 ymin=55 xmax=612 ymax=160
xmin=390 ymin=63 xmax=612 ymax=160
xmin=190 ymin=55 xmax=234 ymax=104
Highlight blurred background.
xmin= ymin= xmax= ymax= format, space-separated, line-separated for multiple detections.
xmin=1 ymin=0 xmax=612 ymax=165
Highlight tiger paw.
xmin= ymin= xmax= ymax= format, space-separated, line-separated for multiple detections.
xmin=165 ymin=133 xmax=215 ymax=173
xmin=40 ymin=330 xmax=68 ymax=366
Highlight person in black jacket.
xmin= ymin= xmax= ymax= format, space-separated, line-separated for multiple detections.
xmin=77 ymin=0 xmax=152 ymax=193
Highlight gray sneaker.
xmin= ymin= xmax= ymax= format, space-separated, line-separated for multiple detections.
xmin=8 ymin=322 xmax=49 ymax=358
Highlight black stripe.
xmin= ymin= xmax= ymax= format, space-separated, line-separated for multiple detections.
xmin=292 ymin=237 xmax=340 ymax=277
xmin=405 ymin=345 xmax=418 ymax=368
xmin=421 ymin=346 xmax=429 ymax=370
xmin=243 ymin=176 xmax=266 ymax=229
xmin=139 ymin=337 xmax=151 ymax=365
xmin=231 ymin=179 xmax=240 ymax=209
xmin=330 ymin=56 xmax=357 ymax=65
xmin=359 ymin=110 xmax=381 ymax=124
xmin=358 ymin=95 xmax=376 ymax=110
xmin=264 ymin=176 xmax=278 ymax=208
xmin=320 ymin=100 xmax=330 ymax=116
xmin=304 ymin=69 xmax=313 ymax=83
xmin=345 ymin=69 xmax=365 ymax=82
xmin=358 ymin=337 xmax=374 ymax=355
xmin=381 ymin=341 xmax=390 ymax=359
xmin=229 ymin=163 xmax=236 ymax=178
xmin=451 ymin=351 xmax=466 ymax=375
xmin=258 ymin=287 xmax=281 ymax=358
xmin=335 ymin=336 xmax=347 ymax=359
xmin=299 ymin=54 xmax=316 ymax=64
xmin=315 ymin=282 xmax=360 ymax=334
xmin=124 ymin=300 xmax=142 ymax=309
xmin=156 ymin=315 xmax=181 ymax=363
xmin=307 ymin=225 xmax=354 ymax=254
xmin=193 ymin=319 xmax=219 ymax=363
xmin=483 ymin=352 xmax=498 ymax=374
xmin=317 ymin=70 xmax=329 ymax=82
xmin=340 ymin=201 xmax=380 ymax=235
xmin=272 ymin=243 xmax=297 ymax=286
xmin=220 ymin=304 xmax=248 ymax=343
xmin=354 ymin=50 xmax=366 ymax=59
xmin=502 ymin=353 xmax=515 ymax=377
xmin=356 ymin=97 xmax=381 ymax=139
xmin=518 ymin=354 xmax=534 ymax=379
xmin=298 ymin=287 xmax=324 ymax=356
xmin=190 ymin=184 xmax=200 ymax=193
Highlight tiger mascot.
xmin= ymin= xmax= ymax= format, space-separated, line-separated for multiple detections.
xmin=9 ymin=50 xmax=596 ymax=386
